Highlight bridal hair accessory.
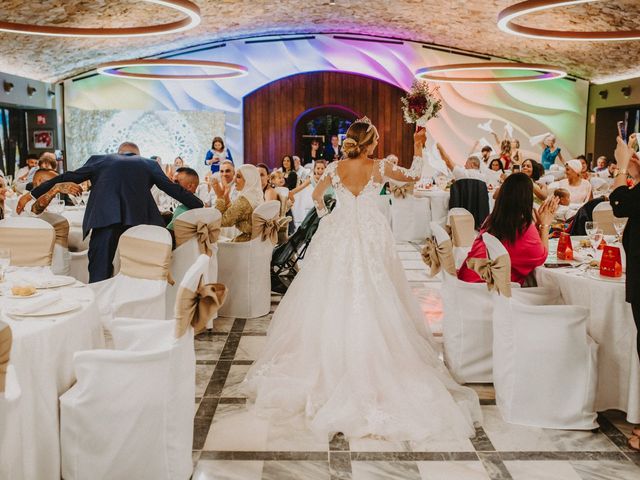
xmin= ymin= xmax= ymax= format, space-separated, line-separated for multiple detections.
xmin=342 ymin=138 xmax=358 ymax=149
xmin=355 ymin=116 xmax=374 ymax=132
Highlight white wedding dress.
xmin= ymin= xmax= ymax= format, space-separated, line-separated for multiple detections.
xmin=242 ymin=156 xmax=481 ymax=441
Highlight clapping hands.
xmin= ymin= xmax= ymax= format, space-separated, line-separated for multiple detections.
xmin=534 ymin=196 xmax=560 ymax=227
xmin=211 ymin=177 xmax=230 ymax=202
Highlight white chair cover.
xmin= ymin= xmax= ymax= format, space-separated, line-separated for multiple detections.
xmin=38 ymin=212 xmax=71 ymax=276
xmin=89 ymin=225 xmax=172 ymax=328
xmin=447 ymin=208 xmax=475 ymax=269
xmin=60 ymin=317 xmax=195 ymax=480
xmin=0 ymin=217 xmax=55 ymax=268
xmin=167 ymin=208 xmax=221 ymax=321
xmin=218 ymin=200 xmax=279 ymax=318
xmin=430 ymin=222 xmax=494 ymax=383
xmin=538 ymin=174 xmax=555 ymax=186
xmin=0 ymin=321 xmax=23 ymax=479
xmin=592 ymin=201 xmax=618 ymax=235
xmin=482 ymin=232 xmax=599 ymax=429
xmin=390 ymin=194 xmax=431 ymax=243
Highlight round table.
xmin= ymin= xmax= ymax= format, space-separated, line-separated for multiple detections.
xmin=1 ymin=275 xmax=102 ymax=479
xmin=536 ymin=238 xmax=639 ymax=423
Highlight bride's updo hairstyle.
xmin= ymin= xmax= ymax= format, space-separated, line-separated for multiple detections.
xmin=342 ymin=118 xmax=379 ymax=159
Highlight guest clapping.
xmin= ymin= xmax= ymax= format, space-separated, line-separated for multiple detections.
xmin=212 ymin=164 xmax=263 ymax=242
xmin=458 ymin=173 xmax=558 ymax=285
xmin=205 ymin=136 xmax=233 ymax=173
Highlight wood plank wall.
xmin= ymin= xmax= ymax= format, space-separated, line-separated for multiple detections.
xmin=243 ymin=71 xmax=415 ymax=169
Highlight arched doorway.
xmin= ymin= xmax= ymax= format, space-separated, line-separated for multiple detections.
xmin=293 ymin=105 xmax=358 ymax=165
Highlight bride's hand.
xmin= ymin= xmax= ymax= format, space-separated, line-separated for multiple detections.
xmin=413 ymin=129 xmax=427 ymax=148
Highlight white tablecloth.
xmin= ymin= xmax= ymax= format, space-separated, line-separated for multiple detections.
xmin=1 ymin=279 xmax=102 ymax=479
xmin=415 ymin=189 xmax=450 ymax=227
xmin=535 ymin=241 xmax=640 ymax=422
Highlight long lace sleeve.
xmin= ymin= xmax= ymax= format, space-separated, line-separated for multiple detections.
xmin=381 ymin=154 xmax=424 ymax=183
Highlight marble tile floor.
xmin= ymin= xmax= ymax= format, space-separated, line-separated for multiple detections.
xmin=191 ymin=242 xmax=640 ymax=480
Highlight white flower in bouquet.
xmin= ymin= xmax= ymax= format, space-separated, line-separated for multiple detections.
xmin=401 ymin=81 xmax=443 ymax=127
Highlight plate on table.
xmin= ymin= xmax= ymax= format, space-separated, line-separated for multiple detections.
xmin=34 ymin=276 xmax=76 ymax=289
xmin=7 ymin=291 xmax=42 ymax=299
xmin=587 ymin=270 xmax=625 ymax=283
xmin=5 ymin=300 xmax=81 ymax=318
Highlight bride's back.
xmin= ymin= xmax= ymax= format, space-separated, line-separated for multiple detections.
xmin=334 ymin=158 xmax=381 ymax=197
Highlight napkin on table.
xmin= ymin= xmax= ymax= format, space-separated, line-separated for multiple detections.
xmin=7 ymin=292 xmax=61 ymax=315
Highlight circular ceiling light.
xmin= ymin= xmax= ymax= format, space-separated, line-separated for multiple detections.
xmin=415 ymin=62 xmax=567 ymax=83
xmin=498 ymin=0 xmax=640 ymax=41
xmin=0 ymin=0 xmax=200 ymax=38
xmin=96 ymin=59 xmax=249 ymax=81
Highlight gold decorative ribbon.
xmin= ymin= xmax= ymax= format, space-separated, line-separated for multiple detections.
xmin=421 ymin=238 xmax=456 ymax=277
xmin=0 ymin=322 xmax=11 ymax=394
xmin=173 ymin=218 xmax=221 ymax=257
xmin=450 ymin=215 xmax=475 ymax=247
xmin=40 ymin=213 xmax=70 ymax=248
xmin=391 ymin=184 xmax=414 ymax=199
xmin=175 ymin=279 xmax=228 ymax=337
xmin=251 ymin=212 xmax=279 ymax=245
xmin=466 ymin=254 xmax=512 ymax=297
xmin=0 ymin=226 xmax=55 ymax=266
xmin=119 ymin=235 xmax=174 ymax=284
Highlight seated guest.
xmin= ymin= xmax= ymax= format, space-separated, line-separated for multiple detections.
xmin=488 ymin=158 xmax=504 ymax=172
xmin=16 ymin=153 xmax=39 ymax=182
xmin=437 ymin=143 xmax=487 ymax=182
xmin=578 ymin=155 xmax=591 ymax=179
xmin=293 ymin=156 xmax=309 ymax=183
xmin=556 ymin=159 xmax=593 ymax=204
xmin=216 ymin=160 xmax=238 ymax=200
xmin=593 ymin=156 xmax=608 ymax=173
xmin=26 ymin=152 xmax=58 ymax=183
xmin=174 ymin=156 xmax=185 ymax=168
xmin=167 ymin=167 xmax=200 ymax=230
xmin=552 ymin=188 xmax=578 ymax=222
xmin=20 ymin=169 xmax=82 ymax=215
xmin=257 ymin=163 xmax=278 ymax=201
xmin=212 ymin=164 xmax=263 ymax=242
xmin=521 ymin=158 xmax=547 ymax=203
xmin=458 ymin=173 xmax=558 ymax=285
xmin=596 ymin=158 xmax=617 ymax=179
xmin=279 ymin=155 xmax=298 ymax=190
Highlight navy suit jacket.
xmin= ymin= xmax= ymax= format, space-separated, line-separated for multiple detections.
xmin=31 ymin=153 xmax=203 ymax=238
xmin=323 ymin=145 xmax=342 ymax=162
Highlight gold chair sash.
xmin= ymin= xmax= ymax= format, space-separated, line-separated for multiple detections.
xmin=51 ymin=219 xmax=70 ymax=248
xmin=391 ymin=184 xmax=414 ymax=199
xmin=0 ymin=227 xmax=55 ymax=266
xmin=173 ymin=218 xmax=221 ymax=257
xmin=466 ymin=254 xmax=512 ymax=297
xmin=0 ymin=323 xmax=11 ymax=394
xmin=119 ymin=236 xmax=173 ymax=284
xmin=450 ymin=215 xmax=475 ymax=247
xmin=175 ymin=279 xmax=228 ymax=337
xmin=251 ymin=212 xmax=279 ymax=245
xmin=421 ymin=238 xmax=456 ymax=277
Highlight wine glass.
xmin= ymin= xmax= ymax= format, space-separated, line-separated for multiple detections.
xmin=0 ymin=248 xmax=10 ymax=282
xmin=613 ymin=218 xmax=628 ymax=243
xmin=591 ymin=228 xmax=604 ymax=257
xmin=585 ymin=221 xmax=597 ymax=238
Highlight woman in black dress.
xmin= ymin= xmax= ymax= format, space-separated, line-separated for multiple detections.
xmin=610 ymin=134 xmax=640 ymax=450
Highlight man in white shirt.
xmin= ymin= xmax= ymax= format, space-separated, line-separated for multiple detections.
xmin=436 ymin=143 xmax=487 ymax=183
xmin=216 ymin=160 xmax=238 ymax=200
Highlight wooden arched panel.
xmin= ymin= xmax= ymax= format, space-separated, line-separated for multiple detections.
xmin=243 ymin=71 xmax=415 ymax=169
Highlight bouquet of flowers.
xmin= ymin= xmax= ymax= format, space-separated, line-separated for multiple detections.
xmin=401 ymin=80 xmax=443 ymax=128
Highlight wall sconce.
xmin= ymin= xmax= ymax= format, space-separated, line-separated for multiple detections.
xmin=598 ymin=89 xmax=608 ymax=100
xmin=3 ymin=81 xmax=14 ymax=93
xmin=621 ymin=86 xmax=632 ymax=98
xmin=27 ymin=86 xmax=37 ymax=97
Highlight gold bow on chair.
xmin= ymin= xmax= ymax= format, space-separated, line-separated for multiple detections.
xmin=251 ymin=215 xmax=279 ymax=245
xmin=175 ymin=280 xmax=228 ymax=337
xmin=466 ymin=255 xmax=512 ymax=297
xmin=421 ymin=238 xmax=456 ymax=277
xmin=173 ymin=219 xmax=221 ymax=257
xmin=390 ymin=184 xmax=414 ymax=199
xmin=0 ymin=322 xmax=12 ymax=394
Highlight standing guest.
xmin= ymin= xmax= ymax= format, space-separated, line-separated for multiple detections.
xmin=174 ymin=156 xmax=185 ymax=168
xmin=458 ymin=173 xmax=558 ymax=285
xmin=304 ymin=139 xmax=322 ymax=166
xmin=293 ymin=156 xmax=309 ymax=183
xmin=499 ymin=139 xmax=512 ymax=170
xmin=510 ymin=138 xmax=523 ymax=167
xmin=205 ymin=136 xmax=233 ymax=174
xmin=16 ymin=141 xmax=202 ymax=282
xmin=323 ymin=135 xmax=342 ymax=162
xmin=556 ymin=159 xmax=593 ymax=204
xmin=167 ymin=167 xmax=200 ymax=230
xmin=257 ymin=163 xmax=278 ymax=201
xmin=211 ymin=164 xmax=263 ymax=242
xmin=593 ymin=156 xmax=608 ymax=173
xmin=610 ymin=134 xmax=640 ymax=451
xmin=280 ymin=155 xmax=298 ymax=190
xmin=480 ymin=146 xmax=494 ymax=166
xmin=540 ymin=134 xmax=564 ymax=170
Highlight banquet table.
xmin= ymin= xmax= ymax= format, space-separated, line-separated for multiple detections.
xmin=1 ymin=273 xmax=103 ymax=479
xmin=535 ymin=238 xmax=640 ymax=423
xmin=415 ymin=188 xmax=450 ymax=227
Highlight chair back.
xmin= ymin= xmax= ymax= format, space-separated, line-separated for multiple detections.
xmin=423 ymin=222 xmax=456 ymax=277
xmin=592 ymin=202 xmax=617 ymax=235
xmin=39 ymin=212 xmax=71 ymax=275
xmin=463 ymin=232 xmax=512 ymax=297
xmin=390 ymin=183 xmax=414 ymax=199
xmin=448 ymin=208 xmax=476 ymax=247
xmin=118 ymin=225 xmax=172 ymax=282
xmin=173 ymin=207 xmax=221 ymax=256
xmin=0 ymin=321 xmax=11 ymax=394
xmin=274 ymin=187 xmax=289 ymax=216
xmin=448 ymin=178 xmax=490 ymax=229
xmin=251 ymin=200 xmax=281 ymax=245
xmin=0 ymin=217 xmax=55 ymax=266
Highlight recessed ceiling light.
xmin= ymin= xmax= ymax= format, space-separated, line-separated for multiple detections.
xmin=415 ymin=62 xmax=567 ymax=83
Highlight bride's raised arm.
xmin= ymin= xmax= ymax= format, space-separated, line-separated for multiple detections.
xmin=382 ymin=129 xmax=427 ymax=183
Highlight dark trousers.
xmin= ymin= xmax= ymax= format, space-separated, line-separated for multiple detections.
xmin=88 ymin=225 xmax=130 ymax=283
xmin=633 ymin=301 xmax=640 ymax=362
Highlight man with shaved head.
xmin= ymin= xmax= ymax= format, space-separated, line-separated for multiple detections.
xmin=17 ymin=141 xmax=203 ymax=282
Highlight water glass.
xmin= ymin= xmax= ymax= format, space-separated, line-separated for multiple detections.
xmin=0 ymin=248 xmax=10 ymax=281
xmin=585 ymin=221 xmax=597 ymax=238
xmin=613 ymin=218 xmax=628 ymax=242
xmin=591 ymin=228 xmax=604 ymax=256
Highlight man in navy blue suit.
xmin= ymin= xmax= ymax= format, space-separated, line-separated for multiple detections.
xmin=17 ymin=142 xmax=203 ymax=283
xmin=323 ymin=135 xmax=342 ymax=162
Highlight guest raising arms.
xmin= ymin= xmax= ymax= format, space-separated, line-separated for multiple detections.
xmin=205 ymin=136 xmax=233 ymax=174
xmin=540 ymin=134 xmax=564 ymax=170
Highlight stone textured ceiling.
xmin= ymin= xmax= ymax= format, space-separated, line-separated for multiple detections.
xmin=0 ymin=0 xmax=639 ymax=83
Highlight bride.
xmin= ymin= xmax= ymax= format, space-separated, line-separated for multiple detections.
xmin=242 ymin=118 xmax=481 ymax=441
